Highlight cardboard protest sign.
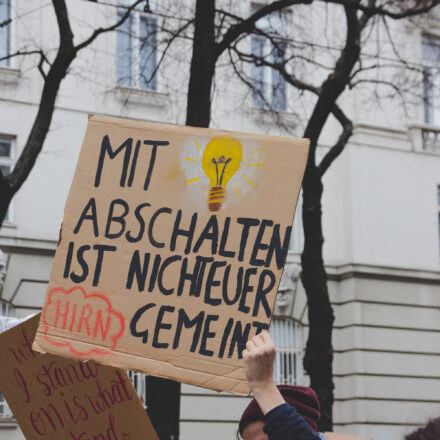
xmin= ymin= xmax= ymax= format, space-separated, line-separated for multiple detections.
xmin=33 ymin=115 xmax=309 ymax=395
xmin=0 ymin=314 xmax=158 ymax=440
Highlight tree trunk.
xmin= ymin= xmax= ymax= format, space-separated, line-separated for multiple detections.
xmin=146 ymin=377 xmax=181 ymax=440
xmin=0 ymin=0 xmax=141 ymax=227
xmin=185 ymin=0 xmax=216 ymax=127
xmin=0 ymin=174 xmax=14 ymax=224
xmin=0 ymin=0 xmax=76 ymax=227
xmin=299 ymin=7 xmax=360 ymax=430
xmin=301 ymin=158 xmax=335 ymax=431
xmin=147 ymin=2 xmax=217 ymax=439
xmin=0 ymin=44 xmax=75 ymax=226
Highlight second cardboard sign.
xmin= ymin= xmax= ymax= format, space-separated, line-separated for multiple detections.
xmin=0 ymin=314 xmax=158 ymax=440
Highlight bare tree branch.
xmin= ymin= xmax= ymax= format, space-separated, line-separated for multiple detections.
xmin=349 ymin=62 xmax=422 ymax=82
xmin=0 ymin=0 xmax=142 ymax=225
xmin=303 ymin=4 xmax=360 ymax=150
xmin=215 ymin=0 xmax=313 ymax=59
xmin=228 ymin=48 xmax=278 ymax=112
xmin=0 ymin=17 xmax=11 ymax=28
xmin=230 ymin=41 xmax=355 ymax=178
xmin=0 ymin=49 xmax=45 ymax=64
xmin=230 ymin=38 xmax=353 ymax=138
xmin=380 ymin=14 xmax=420 ymax=73
xmin=37 ymin=51 xmax=49 ymax=79
xmin=7 ymin=0 xmax=75 ymax=190
xmin=232 ymin=28 xmax=335 ymax=71
xmin=53 ymin=0 xmax=75 ymax=51
xmin=232 ymin=44 xmax=321 ymax=94
xmin=325 ymin=0 xmax=440 ymax=20
xmin=318 ymin=108 xmax=353 ymax=175
xmin=142 ymin=18 xmax=195 ymax=89
xmin=74 ymin=0 xmax=144 ymax=52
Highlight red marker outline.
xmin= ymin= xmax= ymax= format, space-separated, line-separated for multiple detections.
xmin=42 ymin=286 xmax=125 ymax=357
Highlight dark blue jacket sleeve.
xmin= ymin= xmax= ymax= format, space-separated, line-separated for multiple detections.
xmin=263 ymin=403 xmax=321 ymax=440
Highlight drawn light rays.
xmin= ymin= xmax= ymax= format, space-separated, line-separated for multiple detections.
xmin=250 ymin=146 xmax=266 ymax=154
xmin=185 ymin=137 xmax=264 ymax=202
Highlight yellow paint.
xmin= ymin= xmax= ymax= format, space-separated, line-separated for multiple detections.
xmin=250 ymin=146 xmax=266 ymax=154
xmin=202 ymin=136 xmax=243 ymax=189
xmin=165 ymin=158 xmax=183 ymax=181
xmin=186 ymin=176 xmax=201 ymax=184
xmin=241 ymin=173 xmax=255 ymax=187
xmin=185 ymin=157 xmax=197 ymax=162
xmin=194 ymin=137 xmax=200 ymax=152
xmin=234 ymin=184 xmax=242 ymax=200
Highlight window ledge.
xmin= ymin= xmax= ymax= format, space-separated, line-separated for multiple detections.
xmin=1 ymin=221 xmax=16 ymax=229
xmin=408 ymin=122 xmax=440 ymax=131
xmin=0 ymin=417 xmax=17 ymax=429
xmin=0 ymin=67 xmax=20 ymax=85
xmin=115 ymin=86 xmax=168 ymax=108
xmin=252 ymin=107 xmax=298 ymax=129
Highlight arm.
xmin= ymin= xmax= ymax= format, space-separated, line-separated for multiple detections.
xmin=243 ymin=331 xmax=284 ymax=414
xmin=243 ymin=332 xmax=321 ymax=440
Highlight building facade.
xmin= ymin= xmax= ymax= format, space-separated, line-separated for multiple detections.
xmin=0 ymin=1 xmax=440 ymax=440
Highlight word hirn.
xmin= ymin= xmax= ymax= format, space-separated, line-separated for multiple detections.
xmin=43 ymin=287 xmax=124 ymax=356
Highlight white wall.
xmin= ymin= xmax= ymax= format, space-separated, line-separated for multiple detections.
xmin=1 ymin=2 xmax=440 ymax=440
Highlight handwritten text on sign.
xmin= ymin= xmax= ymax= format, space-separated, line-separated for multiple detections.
xmin=0 ymin=315 xmax=157 ymax=440
xmin=34 ymin=116 xmax=309 ymax=394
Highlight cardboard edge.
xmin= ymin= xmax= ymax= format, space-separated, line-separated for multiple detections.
xmin=33 ymin=332 xmax=251 ymax=396
xmin=33 ymin=115 xmax=309 ymax=399
xmin=88 ymin=114 xmax=312 ymax=146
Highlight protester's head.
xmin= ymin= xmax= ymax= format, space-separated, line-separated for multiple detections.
xmin=238 ymin=385 xmax=320 ymax=440
xmin=405 ymin=418 xmax=440 ymax=440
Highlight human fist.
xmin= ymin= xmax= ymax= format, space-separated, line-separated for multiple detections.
xmin=243 ymin=331 xmax=276 ymax=390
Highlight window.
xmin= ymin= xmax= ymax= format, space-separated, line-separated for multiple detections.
xmin=0 ymin=387 xmax=11 ymax=418
xmin=0 ymin=137 xmax=13 ymax=222
xmin=251 ymin=6 xmax=287 ymax=111
xmin=0 ymin=300 xmax=12 ymax=418
xmin=0 ymin=0 xmax=10 ymax=67
xmin=269 ymin=317 xmax=303 ymax=385
xmin=0 ymin=301 xmax=12 ymax=318
xmin=128 ymin=371 xmax=147 ymax=409
xmin=117 ymin=1 xmax=158 ymax=91
xmin=422 ymin=36 xmax=440 ymax=125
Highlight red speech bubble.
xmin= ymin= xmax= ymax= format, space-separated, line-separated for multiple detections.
xmin=42 ymin=286 xmax=125 ymax=357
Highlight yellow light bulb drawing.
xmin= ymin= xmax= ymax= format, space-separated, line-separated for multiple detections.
xmin=202 ymin=136 xmax=243 ymax=211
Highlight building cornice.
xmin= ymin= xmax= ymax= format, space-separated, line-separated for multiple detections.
xmin=326 ymin=262 xmax=440 ymax=284
xmin=1 ymin=236 xmax=439 ymax=282
xmin=0 ymin=235 xmax=56 ymax=256
xmin=287 ymin=253 xmax=440 ymax=283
